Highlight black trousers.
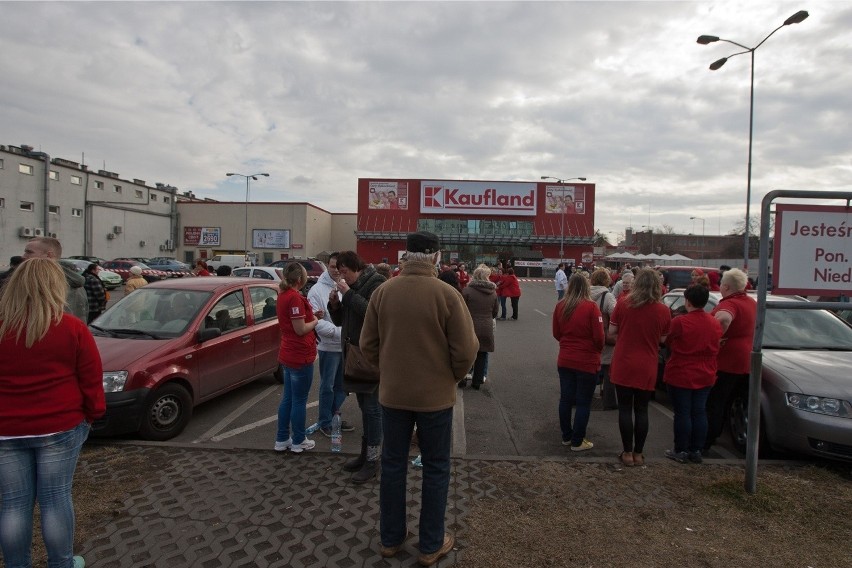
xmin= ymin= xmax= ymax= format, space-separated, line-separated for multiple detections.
xmin=704 ymin=371 xmax=748 ymax=450
xmin=509 ymin=297 xmax=519 ymax=319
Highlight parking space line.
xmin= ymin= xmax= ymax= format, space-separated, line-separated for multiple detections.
xmin=193 ymin=385 xmax=281 ymax=443
xmin=534 ymin=309 xmax=548 ymax=317
xmin=209 ymin=401 xmax=319 ymax=442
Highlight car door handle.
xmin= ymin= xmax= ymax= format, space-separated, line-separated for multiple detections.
xmin=241 ymin=335 xmax=252 ymax=343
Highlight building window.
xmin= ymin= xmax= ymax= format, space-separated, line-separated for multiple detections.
xmin=70 ymin=175 xmax=82 ymax=185
xmin=0 ymin=158 xmax=4 ymax=169
xmin=19 ymin=164 xmax=34 ymax=175
xmin=94 ymin=180 xmax=104 ymax=189
xmin=0 ymin=197 xmax=5 ymax=208
xmin=71 ymin=208 xmax=83 ymax=217
xmin=49 ymin=205 xmax=60 ymax=215
xmin=151 ymin=194 xmax=158 ymax=202
xmin=20 ymin=201 xmax=34 ymax=212
xmin=114 ymin=185 xmax=122 ymax=194
xmin=135 ymin=189 xmax=144 ymax=199
xmin=49 ymin=170 xmax=59 ymax=181
xmin=163 ymin=196 xmax=170 ymax=204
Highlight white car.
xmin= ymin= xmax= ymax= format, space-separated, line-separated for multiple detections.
xmin=232 ymin=267 xmax=282 ymax=282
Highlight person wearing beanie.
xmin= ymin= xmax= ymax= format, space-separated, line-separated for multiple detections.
xmin=124 ymin=265 xmax=148 ymax=294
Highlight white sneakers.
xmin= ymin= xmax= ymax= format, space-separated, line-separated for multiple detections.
xmin=290 ymin=439 xmax=316 ymax=453
xmin=274 ymin=438 xmax=316 ymax=453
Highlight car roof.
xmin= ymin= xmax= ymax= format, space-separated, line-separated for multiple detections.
xmin=142 ymin=276 xmax=277 ymax=292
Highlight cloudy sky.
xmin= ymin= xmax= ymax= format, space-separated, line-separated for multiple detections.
xmin=3 ymin=1 xmax=849 ymax=243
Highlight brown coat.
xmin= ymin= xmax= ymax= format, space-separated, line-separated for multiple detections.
xmin=360 ymin=259 xmax=478 ymax=412
xmin=462 ymin=279 xmax=498 ymax=352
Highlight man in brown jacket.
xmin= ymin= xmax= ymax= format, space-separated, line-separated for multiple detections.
xmin=360 ymin=231 xmax=478 ymax=567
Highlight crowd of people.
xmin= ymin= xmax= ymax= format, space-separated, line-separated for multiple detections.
xmin=552 ymin=261 xmax=756 ymax=467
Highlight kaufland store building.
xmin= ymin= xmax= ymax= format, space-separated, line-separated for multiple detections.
xmin=355 ymin=178 xmax=596 ymax=272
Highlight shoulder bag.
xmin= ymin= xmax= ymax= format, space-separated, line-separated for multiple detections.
xmin=344 ymin=339 xmax=380 ymax=383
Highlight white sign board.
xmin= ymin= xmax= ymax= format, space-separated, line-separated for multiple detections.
xmin=773 ymin=204 xmax=852 ymax=295
xmin=420 ymin=180 xmax=537 ymax=216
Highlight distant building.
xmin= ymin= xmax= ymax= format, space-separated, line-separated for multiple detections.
xmin=629 ymin=228 xmax=761 ymax=260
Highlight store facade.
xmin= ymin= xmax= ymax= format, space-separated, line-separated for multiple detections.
xmin=355 ymin=178 xmax=597 ymax=271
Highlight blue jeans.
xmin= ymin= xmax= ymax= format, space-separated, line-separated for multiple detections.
xmin=317 ymin=351 xmax=346 ymax=429
xmin=557 ymin=289 xmax=565 ymax=300
xmin=668 ymin=385 xmax=712 ymax=453
xmin=356 ymin=392 xmax=382 ymax=446
xmin=380 ymin=406 xmax=452 ymax=555
xmin=0 ymin=420 xmax=90 ymax=568
xmin=558 ymin=367 xmax=598 ymax=445
xmin=276 ymin=362 xmax=314 ymax=444
xmin=499 ymin=296 xmax=507 ymax=318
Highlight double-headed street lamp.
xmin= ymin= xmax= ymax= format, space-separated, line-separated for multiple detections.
xmin=698 ymin=10 xmax=809 ymax=271
xmin=690 ymin=216 xmax=706 ymax=260
xmin=541 ymin=176 xmax=587 ymax=263
xmin=225 ymin=172 xmax=270 ymax=257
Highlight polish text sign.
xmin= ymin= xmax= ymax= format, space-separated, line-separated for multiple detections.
xmin=420 ymin=181 xmax=537 ymax=216
xmin=773 ymin=204 xmax=852 ymax=295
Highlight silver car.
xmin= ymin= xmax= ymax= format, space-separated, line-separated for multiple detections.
xmin=663 ymin=290 xmax=852 ymax=462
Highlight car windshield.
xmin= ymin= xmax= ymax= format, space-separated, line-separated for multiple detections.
xmin=92 ymin=288 xmax=212 ymax=338
xmin=764 ymin=308 xmax=852 ymax=351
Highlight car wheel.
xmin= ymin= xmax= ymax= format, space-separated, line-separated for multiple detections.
xmin=728 ymin=388 xmax=770 ymax=457
xmin=139 ymin=383 xmax=193 ymax=441
xmin=273 ymin=366 xmax=284 ymax=384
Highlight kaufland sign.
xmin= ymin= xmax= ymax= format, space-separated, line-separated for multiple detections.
xmin=420 ymin=181 xmax=537 ymax=216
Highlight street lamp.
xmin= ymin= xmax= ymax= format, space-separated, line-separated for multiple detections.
xmin=698 ymin=10 xmax=808 ymax=271
xmin=690 ymin=216 xmax=706 ymax=260
xmin=225 ymin=172 xmax=270 ymax=258
xmin=540 ymin=176 xmax=587 ymax=262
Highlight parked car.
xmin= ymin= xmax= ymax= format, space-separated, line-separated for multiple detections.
xmin=61 ymin=259 xmax=123 ymax=290
xmin=232 ymin=266 xmax=282 ymax=282
xmin=68 ymin=255 xmax=108 ymax=265
xmin=266 ymin=258 xmax=327 ymax=294
xmin=206 ymin=254 xmax=252 ymax=272
xmin=101 ymin=259 xmax=168 ymax=283
xmin=147 ymin=258 xmax=193 ymax=277
xmin=89 ymin=277 xmax=282 ymax=440
xmin=661 ymin=289 xmax=852 ymax=462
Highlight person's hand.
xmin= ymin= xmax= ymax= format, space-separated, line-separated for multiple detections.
xmin=337 ymin=279 xmax=350 ymax=294
xmin=314 ymin=309 xmax=325 ymax=320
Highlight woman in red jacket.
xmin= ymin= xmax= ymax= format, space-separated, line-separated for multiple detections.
xmin=490 ymin=266 xmax=508 ymax=320
xmin=608 ymin=268 xmax=671 ymax=467
xmin=500 ymin=268 xmax=522 ymax=320
xmin=0 ymin=258 xmax=106 ymax=568
xmin=552 ymin=273 xmax=605 ymax=451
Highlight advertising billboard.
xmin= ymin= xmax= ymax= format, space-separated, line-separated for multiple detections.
xmin=184 ymin=227 xmax=221 ymax=247
xmin=773 ymin=204 xmax=852 ymax=295
xmin=253 ymin=229 xmax=291 ymax=249
xmin=420 ymin=181 xmax=537 ymax=217
xmin=368 ymin=181 xmax=409 ymax=210
xmin=544 ymin=185 xmax=586 ymax=215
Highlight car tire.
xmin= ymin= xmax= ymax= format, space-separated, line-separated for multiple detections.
xmin=273 ymin=366 xmax=284 ymax=384
xmin=728 ymin=387 xmax=770 ymax=457
xmin=139 ymin=383 xmax=193 ymax=441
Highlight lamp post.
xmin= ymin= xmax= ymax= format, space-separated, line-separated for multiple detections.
xmin=642 ymin=225 xmax=654 ymax=255
xmin=540 ymin=176 xmax=587 ymax=262
xmin=698 ymin=10 xmax=808 ymax=271
xmin=690 ymin=216 xmax=706 ymax=260
xmin=225 ymin=172 xmax=269 ymax=258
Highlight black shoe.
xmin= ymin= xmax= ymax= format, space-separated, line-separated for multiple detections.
xmin=457 ymin=379 xmax=468 ymax=389
xmin=351 ymin=460 xmax=377 ymax=484
xmin=340 ymin=420 xmax=356 ymax=432
xmin=319 ymin=426 xmax=332 ymax=438
xmin=688 ymin=451 xmax=704 ymax=464
xmin=471 ymin=383 xmax=481 ymax=390
xmin=665 ymin=449 xmax=689 ymax=463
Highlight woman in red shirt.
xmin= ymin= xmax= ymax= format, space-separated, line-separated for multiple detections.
xmin=609 ymin=268 xmax=671 ymax=467
xmin=275 ymin=262 xmax=319 ymax=453
xmin=552 ymin=274 xmax=605 ymax=451
xmin=663 ymin=285 xmax=721 ymax=463
xmin=500 ymin=268 xmax=522 ymax=320
xmin=0 ymin=258 xmax=105 ymax=568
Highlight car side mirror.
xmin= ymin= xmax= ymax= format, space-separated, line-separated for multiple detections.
xmin=197 ymin=327 xmax=221 ymax=343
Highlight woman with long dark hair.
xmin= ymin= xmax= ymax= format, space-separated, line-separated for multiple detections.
xmin=328 ymin=251 xmax=386 ymax=483
xmin=552 ymin=273 xmax=605 ymax=451
xmin=274 ymin=262 xmax=319 ymax=453
xmin=0 ymin=258 xmax=105 ymax=568
xmin=608 ymin=268 xmax=671 ymax=466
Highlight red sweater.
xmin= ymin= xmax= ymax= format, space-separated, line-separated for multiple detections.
xmin=552 ymin=300 xmax=604 ymax=373
xmin=499 ymin=274 xmax=521 ymax=298
xmin=610 ymin=299 xmax=671 ymax=391
xmin=712 ymin=292 xmax=756 ymax=374
xmin=277 ymin=288 xmax=318 ymax=368
xmin=0 ymin=314 xmax=105 ymax=436
xmin=664 ymin=310 xmax=722 ymax=389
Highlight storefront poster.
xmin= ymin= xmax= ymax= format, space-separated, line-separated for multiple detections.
xmin=184 ymin=226 xmax=221 ymax=246
xmin=369 ymin=181 xmax=408 ymax=210
xmin=545 ymin=185 xmax=585 ymax=215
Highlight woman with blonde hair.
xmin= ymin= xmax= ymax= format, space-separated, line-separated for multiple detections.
xmin=274 ymin=262 xmax=320 ymax=453
xmin=552 ymin=273 xmax=605 ymax=451
xmin=608 ymin=268 xmax=671 ymax=466
xmin=0 ymin=258 xmax=105 ymax=568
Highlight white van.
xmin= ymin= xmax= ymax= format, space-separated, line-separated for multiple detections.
xmin=206 ymin=254 xmax=251 ymax=271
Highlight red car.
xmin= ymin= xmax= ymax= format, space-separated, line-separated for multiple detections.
xmin=102 ymin=259 xmax=169 ymax=282
xmin=89 ymin=277 xmax=282 ymax=440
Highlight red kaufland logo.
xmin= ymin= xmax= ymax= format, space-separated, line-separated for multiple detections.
xmin=424 ymin=186 xmax=443 ymax=207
